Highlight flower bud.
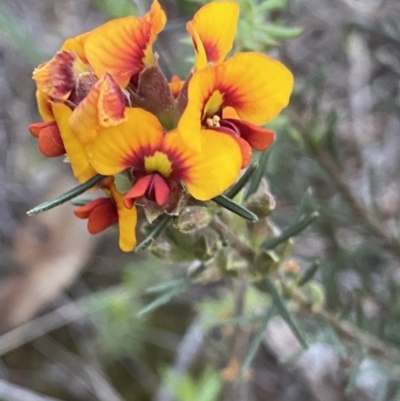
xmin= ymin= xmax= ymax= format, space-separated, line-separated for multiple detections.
xmin=175 ymin=206 xmax=213 ymax=234
xmin=193 ymin=228 xmax=220 ymax=260
xmin=244 ymin=178 xmax=275 ymax=218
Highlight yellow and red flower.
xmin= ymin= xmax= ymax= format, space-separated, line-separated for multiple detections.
xmin=86 ymin=108 xmax=241 ymax=211
xmin=187 ymin=1 xmax=239 ymax=70
xmin=74 ymin=177 xmax=137 ymax=252
xmin=29 ymin=0 xmax=294 ymax=252
xmin=178 ymin=52 xmax=293 ymax=167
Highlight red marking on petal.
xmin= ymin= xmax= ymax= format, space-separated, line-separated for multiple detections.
xmin=33 ymin=51 xmax=77 ymax=100
xmin=98 ymin=73 xmax=127 ymax=126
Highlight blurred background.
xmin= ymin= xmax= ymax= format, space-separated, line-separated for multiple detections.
xmin=1 ymin=0 xmax=400 ymax=400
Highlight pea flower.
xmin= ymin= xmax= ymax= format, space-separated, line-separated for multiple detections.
xmin=178 ymin=2 xmax=294 ymax=167
xmin=74 ymin=177 xmax=137 ymax=252
xmin=28 ymin=0 xmax=294 ymax=252
xmin=85 ymin=108 xmax=241 ymax=218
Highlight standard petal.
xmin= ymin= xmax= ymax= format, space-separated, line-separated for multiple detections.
xmin=187 ymin=1 xmax=239 ymax=70
xmin=61 ymin=32 xmax=91 ymax=62
xmin=179 ymin=52 xmax=293 ymax=151
xmin=87 ymin=108 xmax=164 ymax=176
xmin=36 ymin=91 xmax=54 ymax=121
xmin=214 ymin=53 xmax=293 ymax=124
xmin=84 ymin=1 xmax=166 ymax=87
xmin=33 ymin=51 xmax=87 ymax=100
xmin=51 ymin=102 xmax=96 ymax=182
xmin=164 ymin=129 xmax=241 ymax=200
xmin=70 ymin=73 xmax=127 ymax=144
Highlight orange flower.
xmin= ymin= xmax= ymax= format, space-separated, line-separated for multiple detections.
xmin=178 ymin=52 xmax=293 ymax=167
xmin=51 ymin=103 xmax=97 ymax=183
xmin=29 ymin=121 xmax=66 ymax=157
xmin=74 ymin=177 xmax=137 ymax=251
xmin=187 ymin=1 xmax=239 ymax=70
xmin=86 ymin=108 xmax=241 ymax=211
xmin=83 ymin=0 xmax=166 ymax=87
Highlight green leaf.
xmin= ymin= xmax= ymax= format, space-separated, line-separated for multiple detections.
xmin=90 ymin=0 xmax=137 ymax=18
xmin=225 ymin=163 xmax=258 ymax=199
xmin=294 ymin=187 xmax=315 ymax=222
xmin=260 ymin=24 xmax=302 ymax=39
xmin=297 ymin=261 xmax=320 ymax=286
xmin=245 ymin=150 xmax=270 ymax=199
xmin=138 ymin=264 xmax=206 ymax=316
xmin=257 ymin=0 xmax=288 ymax=12
xmin=261 ymin=212 xmax=318 ymax=250
xmin=240 ymin=307 xmax=275 ymax=376
xmin=27 ymin=174 xmax=105 ymax=216
xmin=212 ymin=195 xmax=258 ymax=222
xmin=264 ymin=278 xmax=308 ymax=349
xmin=135 ymin=214 xmax=174 ymax=252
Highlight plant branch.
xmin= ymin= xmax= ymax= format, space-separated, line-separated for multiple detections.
xmin=292 ymin=290 xmax=400 ymax=363
xmin=313 ymin=148 xmax=400 ymax=258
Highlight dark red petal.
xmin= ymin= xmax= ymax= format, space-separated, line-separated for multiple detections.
xmin=233 ymin=136 xmax=252 ymax=168
xmin=124 ymin=175 xmax=152 ymax=209
xmin=29 ymin=121 xmax=51 ymax=138
xmin=74 ymin=198 xmax=107 ymax=218
xmin=75 ymin=198 xmax=118 ymax=234
xmin=87 ymin=200 xmax=118 ymax=234
xmin=226 ymin=118 xmax=275 ymax=151
xmin=38 ymin=122 xmax=66 ymax=157
xmin=153 ymin=174 xmax=171 ymax=206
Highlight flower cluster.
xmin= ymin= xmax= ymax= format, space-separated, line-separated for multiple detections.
xmin=29 ymin=1 xmax=293 ymax=252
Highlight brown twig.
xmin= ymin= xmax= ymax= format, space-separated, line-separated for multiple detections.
xmin=313 ymin=147 xmax=400 ymax=258
xmin=292 ymin=290 xmax=400 ymax=363
xmin=212 ymin=216 xmax=400 ymax=364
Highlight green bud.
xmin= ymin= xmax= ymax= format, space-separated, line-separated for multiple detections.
xmin=175 ymin=206 xmax=213 ymax=234
xmin=253 ymin=250 xmax=280 ymax=275
xmin=244 ymin=178 xmax=276 ymax=217
xmin=193 ymin=228 xmax=220 ymax=260
xmin=302 ymin=281 xmax=326 ymax=313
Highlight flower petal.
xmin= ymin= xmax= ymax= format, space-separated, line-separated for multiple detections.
xmin=124 ymin=175 xmax=153 ymax=208
xmin=153 ymin=173 xmax=171 ymax=205
xmin=51 ymin=102 xmax=96 ymax=182
xmin=33 ymin=51 xmax=88 ymax=100
xmin=87 ymin=108 xmax=164 ymax=176
xmin=187 ymin=1 xmax=239 ymax=70
xmin=227 ymin=118 xmax=275 ymax=151
xmin=84 ymin=0 xmax=166 ymax=87
xmin=75 ymin=198 xmax=118 ymax=234
xmin=164 ymin=129 xmax=241 ymax=200
xmin=69 ymin=73 xmax=127 ymax=144
xmin=178 ymin=52 xmax=293 ymax=151
xmin=109 ymin=184 xmax=137 ymax=252
xmin=61 ymin=32 xmax=91 ymax=62
xmin=38 ymin=122 xmax=66 ymax=157
xmin=36 ymin=91 xmax=54 ymax=121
